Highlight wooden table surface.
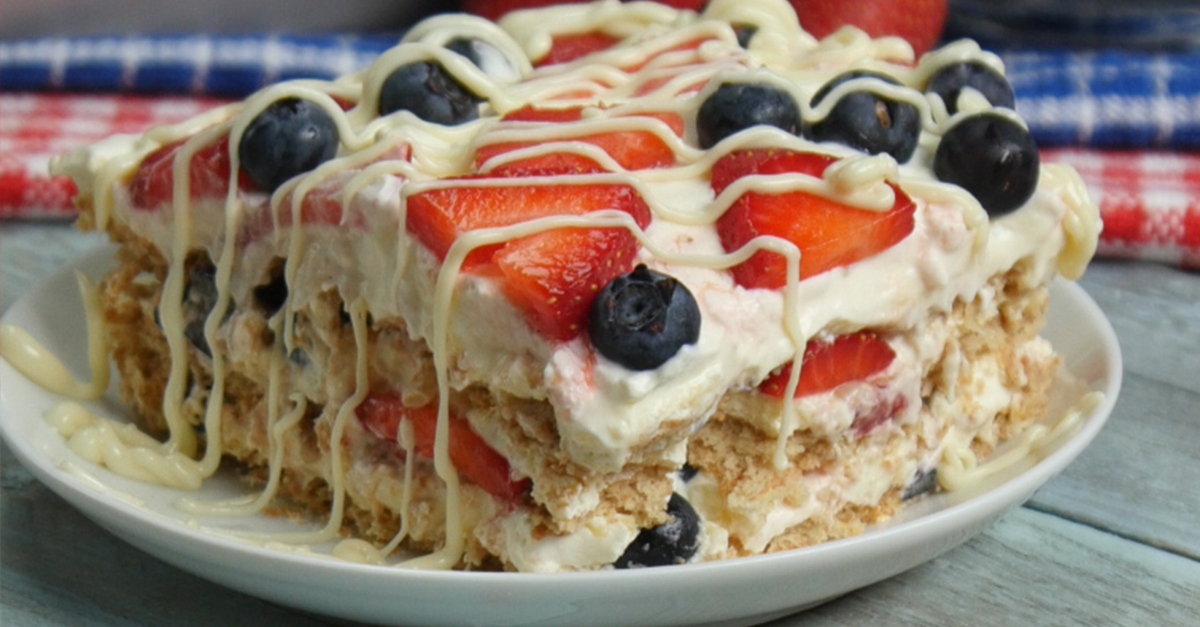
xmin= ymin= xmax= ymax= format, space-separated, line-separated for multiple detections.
xmin=2 ymin=220 xmax=1198 ymax=626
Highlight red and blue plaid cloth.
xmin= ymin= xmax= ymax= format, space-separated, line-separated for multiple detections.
xmin=3 ymin=34 xmax=1198 ymax=267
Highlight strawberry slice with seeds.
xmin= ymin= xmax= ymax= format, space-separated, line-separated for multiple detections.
xmin=535 ymin=32 xmax=621 ymax=66
xmin=476 ymin=106 xmax=683 ymax=171
xmin=406 ymin=181 xmax=651 ymax=340
xmin=357 ymin=394 xmax=530 ymax=503
xmin=406 ymin=181 xmax=650 ymax=268
xmin=759 ymin=332 xmax=896 ymax=398
xmin=129 ymin=136 xmax=256 ymax=211
xmin=494 ymin=226 xmax=639 ymax=341
xmin=713 ymin=148 xmax=915 ymax=287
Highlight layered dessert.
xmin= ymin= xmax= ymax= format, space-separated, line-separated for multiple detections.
xmin=52 ymin=0 xmax=1100 ymax=571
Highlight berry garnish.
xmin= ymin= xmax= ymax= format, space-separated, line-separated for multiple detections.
xmin=805 ymin=71 xmax=921 ymax=162
xmin=758 ymin=332 xmax=896 ymax=398
xmin=588 ymin=265 xmax=701 ymax=371
xmin=445 ymin=37 xmax=518 ymax=80
xmin=181 ymin=262 xmax=219 ymax=357
xmin=933 ymin=112 xmax=1039 ymax=217
xmin=476 ymin=106 xmax=683 ymax=171
xmin=535 ymin=32 xmax=621 ymax=66
xmin=406 ymin=182 xmax=651 ymax=341
xmin=713 ymin=148 xmax=915 ymax=287
xmin=238 ymin=98 xmax=340 ymax=192
xmin=356 ymin=394 xmax=530 ymax=503
xmin=924 ymin=62 xmax=1014 ymax=115
xmin=614 ymin=493 xmax=701 ymax=568
xmin=130 ymin=137 xmax=251 ymax=211
xmin=696 ymin=82 xmax=801 ymax=149
xmin=379 ymin=61 xmax=482 ymax=125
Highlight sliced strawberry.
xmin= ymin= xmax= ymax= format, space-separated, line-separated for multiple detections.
xmin=476 ymin=107 xmax=683 ymax=171
xmin=759 ymin=332 xmax=896 ymax=398
xmin=407 ymin=181 xmax=650 ymax=340
xmin=406 ymin=181 xmax=650 ymax=269
xmin=535 ymin=32 xmax=621 ymax=67
xmin=234 ymin=182 xmax=352 ymax=248
xmin=356 ymin=394 xmax=531 ymax=503
xmin=494 ymin=226 xmax=639 ymax=341
xmin=129 ymin=136 xmax=255 ymax=211
xmin=713 ymin=149 xmax=915 ymax=287
xmin=485 ymin=152 xmax=607 ymax=178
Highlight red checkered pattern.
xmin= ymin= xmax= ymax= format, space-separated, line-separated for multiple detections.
xmin=0 ymin=93 xmax=230 ymax=219
xmin=2 ymin=93 xmax=1198 ymax=269
xmin=1043 ymin=148 xmax=1200 ymax=269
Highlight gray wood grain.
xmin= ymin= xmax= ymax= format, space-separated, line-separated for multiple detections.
xmin=780 ymin=507 xmax=1200 ymax=627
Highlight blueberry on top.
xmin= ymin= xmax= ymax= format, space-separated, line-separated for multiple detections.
xmin=805 ymin=70 xmax=921 ymax=162
xmin=379 ymin=61 xmax=482 ymax=125
xmin=238 ymin=98 xmax=339 ymax=192
xmin=933 ymin=112 xmax=1039 ymax=217
xmin=925 ymin=62 xmax=1015 ymax=115
xmin=696 ymin=82 xmax=801 ymax=149
xmin=589 ymin=265 xmax=701 ymax=371
xmin=444 ymin=37 xmax=519 ymax=81
xmin=614 ymin=493 xmax=701 ymax=568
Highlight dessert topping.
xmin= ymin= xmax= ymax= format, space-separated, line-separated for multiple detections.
xmin=696 ymin=82 xmax=802 ymax=149
xmin=238 ymin=98 xmax=340 ymax=192
xmin=933 ymin=112 xmax=1039 ymax=217
xmin=379 ymin=61 xmax=483 ymax=125
xmin=805 ymin=71 xmax=921 ymax=163
xmin=588 ymin=265 xmax=702 ymax=371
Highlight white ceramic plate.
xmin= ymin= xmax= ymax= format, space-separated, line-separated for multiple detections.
xmin=0 ymin=247 xmax=1122 ymax=627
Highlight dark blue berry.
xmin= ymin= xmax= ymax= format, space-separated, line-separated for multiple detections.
xmin=238 ymin=98 xmax=339 ymax=192
xmin=379 ymin=61 xmax=481 ymax=125
xmin=614 ymin=494 xmax=701 ymax=568
xmin=925 ymin=62 xmax=1015 ymax=115
xmin=445 ymin=38 xmax=517 ymax=80
xmin=679 ymin=463 xmax=700 ymax=483
xmin=696 ymin=82 xmax=801 ymax=149
xmin=901 ymin=467 xmax=938 ymax=500
xmin=182 ymin=263 xmax=219 ymax=357
xmin=805 ymin=71 xmax=921 ymax=162
xmin=933 ymin=112 xmax=1039 ymax=217
xmin=589 ymin=265 xmax=701 ymax=371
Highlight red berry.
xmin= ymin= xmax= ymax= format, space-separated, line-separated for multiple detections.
xmin=356 ymin=394 xmax=531 ymax=503
xmin=475 ymin=106 xmax=683 ymax=172
xmin=759 ymin=332 xmax=895 ymax=398
xmin=129 ymin=136 xmax=253 ymax=211
xmin=713 ymin=148 xmax=915 ymax=287
xmin=406 ymin=180 xmax=651 ymax=340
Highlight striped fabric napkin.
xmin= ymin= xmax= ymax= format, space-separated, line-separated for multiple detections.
xmin=2 ymin=34 xmax=1198 ymax=267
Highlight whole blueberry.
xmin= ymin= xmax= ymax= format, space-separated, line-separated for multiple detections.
xmin=805 ymin=71 xmax=921 ymax=162
xmin=379 ymin=61 xmax=481 ymax=125
xmin=696 ymin=82 xmax=801 ymax=149
xmin=933 ymin=112 xmax=1039 ymax=217
xmin=445 ymin=37 xmax=518 ymax=80
xmin=614 ymin=493 xmax=701 ymax=568
xmin=925 ymin=62 xmax=1015 ymax=115
xmin=589 ymin=265 xmax=701 ymax=371
xmin=238 ymin=98 xmax=339 ymax=192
